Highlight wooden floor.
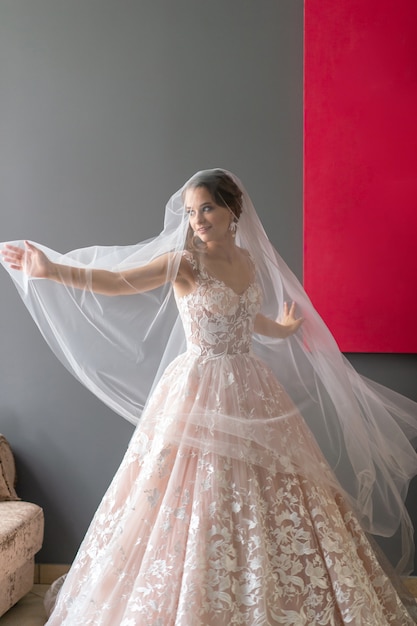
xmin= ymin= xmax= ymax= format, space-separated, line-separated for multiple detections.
xmin=1 ymin=580 xmax=417 ymax=625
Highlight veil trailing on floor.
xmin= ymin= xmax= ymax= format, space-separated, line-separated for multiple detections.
xmin=1 ymin=169 xmax=417 ymax=573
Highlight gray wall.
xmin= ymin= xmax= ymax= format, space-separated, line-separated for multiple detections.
xmin=0 ymin=0 xmax=415 ymax=569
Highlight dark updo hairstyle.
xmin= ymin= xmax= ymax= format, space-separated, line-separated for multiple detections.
xmin=184 ymin=169 xmax=243 ymax=251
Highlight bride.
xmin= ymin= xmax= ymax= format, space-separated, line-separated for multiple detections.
xmin=2 ymin=169 xmax=417 ymax=624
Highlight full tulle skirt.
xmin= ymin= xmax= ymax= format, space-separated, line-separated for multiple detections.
xmin=45 ymin=352 xmax=417 ymax=625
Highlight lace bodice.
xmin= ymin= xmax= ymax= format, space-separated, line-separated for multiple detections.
xmin=175 ymin=253 xmax=262 ymax=358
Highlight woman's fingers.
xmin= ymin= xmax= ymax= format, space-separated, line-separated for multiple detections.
xmin=1 ymin=243 xmax=40 ymax=273
xmin=1 ymin=245 xmax=24 ymax=265
xmin=283 ymin=301 xmax=298 ymax=321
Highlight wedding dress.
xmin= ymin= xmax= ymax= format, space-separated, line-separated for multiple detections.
xmin=43 ymin=251 xmax=416 ymax=625
xmin=2 ymin=169 xmax=417 ymax=624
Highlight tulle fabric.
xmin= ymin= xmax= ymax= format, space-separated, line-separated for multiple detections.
xmin=1 ymin=169 xmax=417 ymax=576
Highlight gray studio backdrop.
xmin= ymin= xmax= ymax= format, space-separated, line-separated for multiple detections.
xmin=1 ymin=1 xmax=416 ymax=569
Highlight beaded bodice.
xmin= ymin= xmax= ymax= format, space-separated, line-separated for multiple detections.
xmin=175 ymin=253 xmax=262 ymax=358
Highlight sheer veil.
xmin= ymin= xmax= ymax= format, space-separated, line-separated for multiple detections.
xmin=1 ymin=169 xmax=417 ymax=574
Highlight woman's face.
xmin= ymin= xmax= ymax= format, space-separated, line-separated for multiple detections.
xmin=184 ymin=186 xmax=233 ymax=244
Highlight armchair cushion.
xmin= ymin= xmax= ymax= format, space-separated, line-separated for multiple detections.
xmin=0 ymin=501 xmax=44 ymax=578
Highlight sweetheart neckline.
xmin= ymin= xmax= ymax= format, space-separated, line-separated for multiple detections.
xmin=198 ymin=263 xmax=255 ymax=297
xmin=204 ymin=273 xmax=255 ymax=297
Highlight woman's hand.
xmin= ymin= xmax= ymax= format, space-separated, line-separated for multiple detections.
xmin=279 ymin=301 xmax=304 ymax=336
xmin=1 ymin=241 xmax=54 ymax=278
xmin=254 ymin=302 xmax=304 ymax=339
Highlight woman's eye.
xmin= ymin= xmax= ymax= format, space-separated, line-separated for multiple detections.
xmin=187 ymin=205 xmax=212 ymax=216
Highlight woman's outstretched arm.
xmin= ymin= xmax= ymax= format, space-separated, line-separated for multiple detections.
xmin=1 ymin=241 xmax=186 ymax=296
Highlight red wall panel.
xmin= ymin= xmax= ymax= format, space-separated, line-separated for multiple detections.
xmin=304 ymin=0 xmax=417 ymax=352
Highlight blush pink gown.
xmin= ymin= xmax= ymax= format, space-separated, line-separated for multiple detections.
xmin=45 ymin=256 xmax=416 ymax=625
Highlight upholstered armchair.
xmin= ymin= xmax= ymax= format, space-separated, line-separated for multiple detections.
xmin=0 ymin=433 xmax=44 ymax=617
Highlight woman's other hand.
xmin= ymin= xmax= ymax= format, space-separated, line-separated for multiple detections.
xmin=279 ymin=301 xmax=304 ymax=336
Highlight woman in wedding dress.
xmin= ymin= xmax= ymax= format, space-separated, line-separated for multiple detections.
xmin=2 ymin=169 xmax=417 ymax=625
